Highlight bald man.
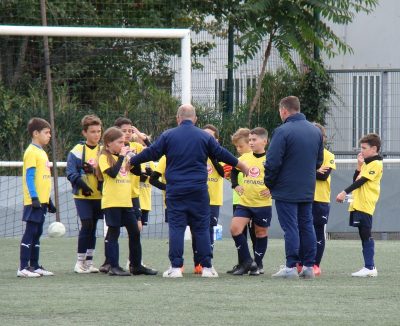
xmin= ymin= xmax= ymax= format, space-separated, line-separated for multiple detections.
xmin=130 ymin=104 xmax=248 ymax=278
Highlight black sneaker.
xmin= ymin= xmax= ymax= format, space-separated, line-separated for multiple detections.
xmin=249 ymin=262 xmax=260 ymax=276
xmin=130 ymin=265 xmax=158 ymax=276
xmin=226 ymin=264 xmax=240 ymax=274
xmin=232 ymin=259 xmax=255 ymax=276
xmin=99 ymin=263 xmax=111 ymax=273
xmin=108 ymin=266 xmax=131 ymax=276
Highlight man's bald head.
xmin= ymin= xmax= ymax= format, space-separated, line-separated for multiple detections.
xmin=176 ymin=104 xmax=197 ymax=124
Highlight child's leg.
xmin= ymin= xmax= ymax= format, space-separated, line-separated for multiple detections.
xmin=141 ymin=210 xmax=149 ymax=226
xmin=253 ymin=225 xmax=268 ymax=269
xmin=86 ymin=218 xmax=99 ymax=264
xmin=209 ymin=205 xmax=220 ymax=258
xmin=358 ymin=226 xmax=375 ymax=269
xmin=125 ymin=210 xmax=142 ymax=268
xmin=20 ymin=221 xmax=40 ymax=269
xmin=29 ymin=221 xmax=44 ymax=269
xmin=248 ymin=220 xmax=256 ymax=254
xmin=231 ymin=214 xmax=252 ymax=265
xmin=314 ymin=224 xmax=326 ymax=266
xmin=78 ymin=219 xmax=93 ymax=263
xmin=106 ymin=226 xmax=120 ymax=268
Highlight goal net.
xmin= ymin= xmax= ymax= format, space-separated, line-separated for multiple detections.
xmin=0 ymin=25 xmax=191 ymax=238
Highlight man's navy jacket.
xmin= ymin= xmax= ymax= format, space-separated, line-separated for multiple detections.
xmin=264 ymin=113 xmax=323 ymax=203
xmin=130 ymin=120 xmax=238 ymax=196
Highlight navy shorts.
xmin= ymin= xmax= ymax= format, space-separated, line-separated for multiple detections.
xmin=349 ymin=210 xmax=373 ymax=228
xmin=74 ymin=199 xmax=103 ymax=221
xmin=209 ymin=205 xmax=220 ymax=227
xmin=234 ymin=205 xmax=272 ymax=228
xmin=104 ymin=207 xmax=138 ymax=227
xmin=132 ymin=197 xmax=142 ymax=221
xmin=312 ymin=201 xmax=330 ymax=226
xmin=22 ymin=205 xmax=47 ymax=223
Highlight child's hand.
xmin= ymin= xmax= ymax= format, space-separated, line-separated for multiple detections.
xmin=31 ymin=197 xmax=41 ymax=209
xmin=259 ymin=189 xmax=271 ymax=198
xmin=234 ymin=185 xmax=244 ymax=196
xmin=357 ymin=153 xmax=364 ymax=169
xmin=132 ymin=126 xmax=147 ymax=141
xmin=336 ymin=191 xmax=346 ymax=203
xmin=120 ymin=146 xmax=130 ymax=157
xmin=317 ymin=166 xmax=330 ymax=174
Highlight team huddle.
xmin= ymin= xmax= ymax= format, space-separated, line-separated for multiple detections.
xmin=17 ymin=97 xmax=383 ymax=279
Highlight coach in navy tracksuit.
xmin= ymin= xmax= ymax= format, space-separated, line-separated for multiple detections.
xmin=130 ymin=104 xmax=248 ymax=277
xmin=264 ymin=96 xmax=323 ymax=279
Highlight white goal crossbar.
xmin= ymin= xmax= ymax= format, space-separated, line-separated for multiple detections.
xmin=0 ymin=25 xmax=191 ymax=104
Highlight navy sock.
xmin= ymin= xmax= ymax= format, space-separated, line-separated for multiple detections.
xmin=232 ymin=234 xmax=251 ymax=264
xmin=20 ymin=221 xmax=40 ymax=269
xmin=107 ymin=240 xmax=119 ymax=268
xmin=362 ymin=238 xmax=375 ymax=269
xmin=314 ymin=224 xmax=325 ymax=266
xmin=254 ymin=236 xmax=268 ymax=267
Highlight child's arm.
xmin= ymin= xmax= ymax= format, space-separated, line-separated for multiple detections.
xmin=103 ymin=156 xmax=125 ymax=178
xmin=316 ymin=166 xmax=332 ymax=181
xmin=66 ymin=151 xmax=93 ymax=196
xmin=149 ymin=171 xmax=166 ymax=190
xmin=26 ymin=167 xmax=40 ymax=208
xmin=210 ymin=158 xmax=224 ymax=177
xmin=230 ymin=168 xmax=239 ymax=188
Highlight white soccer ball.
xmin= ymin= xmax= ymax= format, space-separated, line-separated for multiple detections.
xmin=48 ymin=221 xmax=66 ymax=238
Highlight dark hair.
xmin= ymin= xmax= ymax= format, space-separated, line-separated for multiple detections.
xmin=313 ymin=122 xmax=326 ymax=138
xmin=231 ymin=128 xmax=250 ymax=144
xmin=360 ymin=133 xmax=381 ymax=152
xmin=203 ymin=124 xmax=219 ymax=139
xmin=114 ymin=117 xmax=133 ymax=128
xmin=27 ymin=118 xmax=51 ymax=137
xmin=81 ymin=114 xmax=102 ymax=131
xmin=279 ymin=96 xmax=300 ymax=113
xmin=250 ymin=127 xmax=268 ymax=139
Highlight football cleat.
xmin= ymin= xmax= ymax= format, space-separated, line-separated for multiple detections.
xmin=313 ymin=265 xmax=321 ymax=276
xmin=162 ymin=267 xmax=183 ymax=278
xmin=84 ymin=261 xmax=99 ymax=273
xmin=351 ymin=267 xmax=378 ymax=277
xmin=99 ymin=263 xmax=111 ymax=273
xmin=74 ymin=261 xmax=90 ymax=274
xmin=272 ymin=265 xmax=299 ymax=279
xmin=17 ymin=268 xmax=41 ymax=278
xmin=33 ymin=266 xmax=54 ymax=276
xmin=226 ymin=264 xmax=240 ymax=274
xmin=108 ymin=266 xmax=131 ymax=276
xmin=201 ymin=266 xmax=219 ymax=278
xmin=299 ymin=266 xmax=315 ymax=279
xmin=130 ymin=265 xmax=158 ymax=275
xmin=193 ymin=264 xmax=203 ymax=274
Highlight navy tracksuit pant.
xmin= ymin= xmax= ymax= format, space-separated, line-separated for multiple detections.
xmin=275 ymin=200 xmax=316 ymax=268
xmin=166 ymin=189 xmax=212 ymax=268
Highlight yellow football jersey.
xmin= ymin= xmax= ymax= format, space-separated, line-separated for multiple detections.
xmin=349 ymin=159 xmax=383 ymax=215
xmin=238 ymin=152 xmax=271 ymax=207
xmin=71 ymin=143 xmax=102 ymax=200
xmin=232 ymin=173 xmax=243 ymax=205
xmin=207 ymin=159 xmax=223 ymax=206
xmin=22 ymin=144 xmax=52 ymax=205
xmin=99 ymin=154 xmax=132 ymax=209
xmin=129 ymin=141 xmax=143 ymax=198
xmin=314 ymin=148 xmax=336 ymax=203
xmin=139 ymin=161 xmax=156 ymax=211
xmin=155 ymin=155 xmax=167 ymax=206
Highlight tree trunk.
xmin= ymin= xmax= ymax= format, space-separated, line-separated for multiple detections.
xmin=11 ymin=37 xmax=29 ymax=88
xmin=248 ymin=36 xmax=273 ymax=125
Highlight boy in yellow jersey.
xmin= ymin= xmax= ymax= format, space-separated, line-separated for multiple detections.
xmin=67 ymin=115 xmax=103 ymax=274
xmin=226 ymin=128 xmax=258 ymax=274
xmin=230 ymin=127 xmax=271 ymax=275
xmin=18 ymin=118 xmax=56 ymax=278
xmin=336 ymin=133 xmax=383 ymax=277
xmin=97 ymin=127 xmax=157 ymax=276
xmin=308 ymin=123 xmax=336 ymax=276
xmin=150 ymin=155 xmax=167 ymax=221
xmin=191 ymin=124 xmax=225 ymax=274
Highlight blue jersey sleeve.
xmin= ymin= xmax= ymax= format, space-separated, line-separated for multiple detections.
xmin=26 ymin=167 xmax=38 ymax=198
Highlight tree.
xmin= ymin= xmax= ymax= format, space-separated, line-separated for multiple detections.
xmin=232 ymin=0 xmax=378 ymax=124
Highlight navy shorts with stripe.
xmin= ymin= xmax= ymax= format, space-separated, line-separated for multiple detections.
xmin=74 ymin=198 xmax=103 ymax=221
xmin=104 ymin=207 xmax=138 ymax=227
xmin=349 ymin=210 xmax=372 ymax=228
xmin=312 ymin=201 xmax=330 ymax=226
xmin=22 ymin=205 xmax=47 ymax=223
xmin=132 ymin=197 xmax=142 ymax=221
xmin=234 ymin=205 xmax=272 ymax=228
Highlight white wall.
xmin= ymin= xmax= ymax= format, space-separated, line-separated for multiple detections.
xmin=324 ymin=0 xmax=400 ymax=69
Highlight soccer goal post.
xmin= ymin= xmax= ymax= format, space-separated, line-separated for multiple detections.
xmin=0 ymin=25 xmax=192 ymax=104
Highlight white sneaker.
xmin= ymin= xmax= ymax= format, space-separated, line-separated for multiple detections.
xmin=84 ymin=261 xmax=99 ymax=273
xmin=17 ymin=268 xmax=41 ymax=278
xmin=201 ymin=266 xmax=219 ymax=278
xmin=34 ymin=266 xmax=54 ymax=276
xmin=272 ymin=265 xmax=299 ymax=279
xmin=162 ymin=267 xmax=183 ymax=278
xmin=74 ymin=261 xmax=90 ymax=274
xmin=351 ymin=267 xmax=378 ymax=277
